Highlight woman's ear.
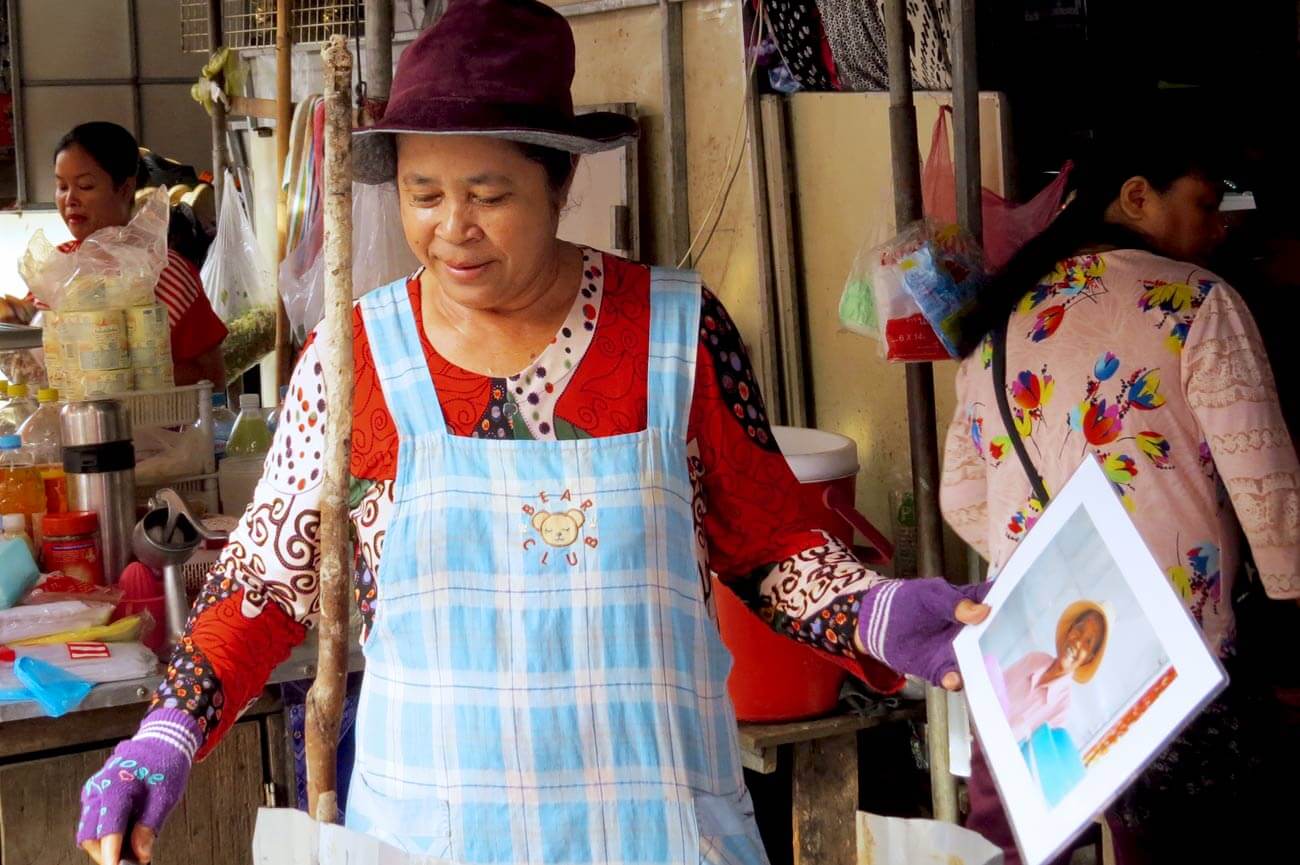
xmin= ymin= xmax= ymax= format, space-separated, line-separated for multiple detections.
xmin=1115 ymin=176 xmax=1152 ymax=223
xmin=555 ymin=155 xmax=580 ymax=213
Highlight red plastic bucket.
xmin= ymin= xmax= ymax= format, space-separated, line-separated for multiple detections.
xmin=715 ymin=426 xmax=894 ymax=722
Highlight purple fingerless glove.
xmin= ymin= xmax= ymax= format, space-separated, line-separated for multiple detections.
xmin=856 ymin=577 xmax=992 ymax=686
xmin=75 ymin=709 xmax=200 ymax=848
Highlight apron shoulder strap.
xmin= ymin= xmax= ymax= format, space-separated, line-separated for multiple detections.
xmin=646 ymin=266 xmax=702 ymax=437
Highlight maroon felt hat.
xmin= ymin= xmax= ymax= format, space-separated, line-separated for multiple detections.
xmin=353 ymin=0 xmax=639 ymax=183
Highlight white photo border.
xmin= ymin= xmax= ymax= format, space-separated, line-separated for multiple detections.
xmin=953 ymin=456 xmax=1226 ymax=865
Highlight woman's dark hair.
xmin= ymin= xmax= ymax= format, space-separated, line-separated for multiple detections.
xmin=53 ymin=122 xmax=140 ymax=188
xmin=517 ymin=143 xmax=578 ymax=195
xmin=964 ymin=108 xmax=1227 ymax=354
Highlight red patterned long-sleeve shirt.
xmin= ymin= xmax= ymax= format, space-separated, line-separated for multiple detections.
xmin=155 ymin=249 xmax=899 ymax=756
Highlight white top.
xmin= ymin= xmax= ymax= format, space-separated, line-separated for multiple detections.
xmin=2 ymin=514 xmax=26 ymax=532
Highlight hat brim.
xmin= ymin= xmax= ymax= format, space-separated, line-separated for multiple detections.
xmin=1055 ymin=600 xmax=1112 ymax=684
xmin=352 ymin=111 xmax=638 ymax=185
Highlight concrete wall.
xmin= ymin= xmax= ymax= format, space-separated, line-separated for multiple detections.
xmin=787 ymin=92 xmax=1010 ymax=573
xmin=13 ymin=0 xmax=209 ymax=204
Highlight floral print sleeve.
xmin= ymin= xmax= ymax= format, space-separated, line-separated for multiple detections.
xmin=151 ymin=334 xmax=337 ymax=757
xmin=1183 ymin=284 xmax=1300 ymax=598
xmin=688 ymin=290 xmax=899 ymax=689
xmin=940 ymin=249 xmax=1297 ymax=655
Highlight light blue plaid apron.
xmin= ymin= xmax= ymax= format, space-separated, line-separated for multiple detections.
xmin=348 ymin=270 xmax=769 ymax=865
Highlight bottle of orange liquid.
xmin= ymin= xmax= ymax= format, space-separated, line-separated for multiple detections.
xmin=0 ymin=435 xmax=46 ymax=538
xmin=19 ymin=388 xmax=68 ymax=515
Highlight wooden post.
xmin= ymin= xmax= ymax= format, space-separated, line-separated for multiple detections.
xmin=207 ymin=0 xmax=228 ymax=210
xmin=363 ymin=0 xmax=394 ymax=124
xmin=659 ymin=0 xmax=690 ymax=267
xmin=792 ymin=733 xmax=858 ymax=865
xmin=304 ymin=35 xmax=355 ymax=825
xmin=882 ymin=0 xmax=957 ymax=824
xmin=275 ymin=0 xmax=295 ymax=390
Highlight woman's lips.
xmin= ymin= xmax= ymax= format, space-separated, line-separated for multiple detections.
xmin=441 ymin=260 xmax=490 ymax=280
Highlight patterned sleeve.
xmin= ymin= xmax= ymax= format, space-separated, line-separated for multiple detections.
xmin=940 ymin=352 xmax=991 ymax=560
xmin=150 ymin=332 xmax=336 ymax=757
xmin=1183 ymin=283 xmax=1300 ymax=598
xmin=157 ymin=250 xmax=229 ymax=361
xmin=687 ymin=289 xmax=900 ymax=690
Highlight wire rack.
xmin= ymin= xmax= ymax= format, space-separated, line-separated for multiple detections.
xmin=179 ymin=1 xmax=364 ymax=53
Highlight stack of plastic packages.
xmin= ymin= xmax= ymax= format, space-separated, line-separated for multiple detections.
xmin=0 ymin=539 xmax=158 ymax=717
xmin=21 ymin=188 xmax=176 ymax=398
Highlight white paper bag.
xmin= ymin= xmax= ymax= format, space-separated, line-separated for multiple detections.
xmin=857 ymin=812 xmax=1003 ymax=865
xmin=253 ymin=808 xmax=452 ymax=865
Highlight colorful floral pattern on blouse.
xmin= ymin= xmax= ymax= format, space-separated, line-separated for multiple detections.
xmin=941 ymin=249 xmax=1300 ymax=657
xmin=159 ymin=249 xmax=898 ymax=755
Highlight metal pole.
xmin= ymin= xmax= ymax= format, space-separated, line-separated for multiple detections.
xmin=883 ymin=0 xmax=957 ymax=824
xmin=952 ymin=0 xmax=982 ymax=242
xmin=305 ymin=35 xmax=355 ymax=825
xmin=363 ymin=0 xmax=394 ymax=122
xmin=275 ymin=0 xmax=294 ymax=389
xmin=659 ymin=0 xmax=690 ymax=266
xmin=953 ymin=0 xmax=984 ymax=597
xmin=206 ymin=0 xmax=228 ymax=211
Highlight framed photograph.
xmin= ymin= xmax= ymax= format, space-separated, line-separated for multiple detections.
xmin=954 ymin=456 xmax=1226 ymax=865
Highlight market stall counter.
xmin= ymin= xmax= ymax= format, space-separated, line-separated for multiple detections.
xmin=0 ymin=637 xmax=364 ymax=865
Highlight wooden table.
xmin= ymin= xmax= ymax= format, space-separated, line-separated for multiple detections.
xmin=737 ymin=705 xmax=925 ymax=865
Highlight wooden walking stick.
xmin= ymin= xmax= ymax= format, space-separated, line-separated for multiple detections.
xmin=304 ymin=34 xmax=356 ymax=826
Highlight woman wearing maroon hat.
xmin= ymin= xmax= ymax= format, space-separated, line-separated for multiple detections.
xmin=76 ymin=2 xmax=987 ymax=863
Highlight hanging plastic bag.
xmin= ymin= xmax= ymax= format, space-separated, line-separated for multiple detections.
xmin=922 ymin=106 xmax=1072 ymax=270
xmin=279 ymin=182 xmax=419 ymax=344
xmin=19 ymin=187 xmax=171 ymax=311
xmin=202 ymin=171 xmax=277 ymax=378
xmin=843 ymin=218 xmax=985 ymax=362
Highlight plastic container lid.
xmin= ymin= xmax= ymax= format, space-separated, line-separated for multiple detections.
xmin=771 ymin=426 xmax=860 ymax=483
xmin=0 ymin=435 xmax=22 ymax=450
xmin=212 ymin=393 xmax=228 ymax=408
xmin=2 ymin=514 xmax=25 ymax=532
xmin=36 ymin=388 xmax=58 ymax=403
xmin=7 ymin=384 xmax=27 ymax=398
xmin=41 ymin=510 xmax=99 ymax=536
xmin=239 ymin=394 xmax=261 ymax=410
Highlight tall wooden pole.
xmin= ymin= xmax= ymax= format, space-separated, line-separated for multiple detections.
xmin=304 ymin=35 xmax=355 ymax=824
xmin=882 ymin=0 xmax=958 ymax=824
xmin=275 ymin=0 xmax=294 ymax=389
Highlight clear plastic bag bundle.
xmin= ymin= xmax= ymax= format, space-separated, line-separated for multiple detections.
xmin=19 ymin=187 xmax=170 ymax=312
xmin=842 ymin=218 xmax=986 ymax=362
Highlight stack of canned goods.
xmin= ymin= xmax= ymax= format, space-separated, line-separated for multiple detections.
xmin=43 ymin=283 xmax=173 ymax=399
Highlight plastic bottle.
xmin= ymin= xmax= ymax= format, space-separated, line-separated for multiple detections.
xmin=18 ymin=388 xmax=68 ymax=515
xmin=0 ymin=384 xmax=38 ymax=437
xmin=0 ymin=435 xmax=46 ymax=536
xmin=265 ymin=385 xmax=290 ymax=435
xmin=0 ymin=513 xmax=35 ymax=559
xmin=226 ymin=394 xmax=273 ymax=457
xmin=210 ymin=393 xmax=237 ymax=460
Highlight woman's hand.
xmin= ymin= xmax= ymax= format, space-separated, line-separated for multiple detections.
xmin=76 ymin=710 xmax=200 ymax=864
xmin=855 ymin=577 xmax=992 ymax=690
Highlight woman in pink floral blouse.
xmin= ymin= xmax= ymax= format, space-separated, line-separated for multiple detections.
xmin=941 ymin=126 xmax=1299 ymax=864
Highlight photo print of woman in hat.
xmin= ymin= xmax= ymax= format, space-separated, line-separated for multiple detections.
xmin=72 ymin=2 xmax=997 ymax=863
xmin=985 ymin=600 xmax=1112 ymax=807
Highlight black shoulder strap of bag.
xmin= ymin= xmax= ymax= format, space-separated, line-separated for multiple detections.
xmin=991 ymin=322 xmax=1052 ymax=505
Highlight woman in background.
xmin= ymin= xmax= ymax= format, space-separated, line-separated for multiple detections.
xmin=941 ymin=114 xmax=1299 ymax=863
xmin=1 ymin=122 xmax=227 ymax=387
